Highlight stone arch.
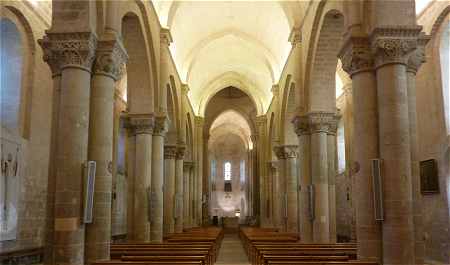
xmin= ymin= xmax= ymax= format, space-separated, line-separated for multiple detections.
xmin=279 ymin=74 xmax=297 ymax=145
xmin=268 ymin=112 xmax=278 ymax=161
xmin=166 ymin=76 xmax=179 ymax=144
xmin=1 ymin=6 xmax=36 ymax=139
xmin=118 ymin=1 xmax=158 ymax=113
xmin=121 ymin=12 xmax=154 ymax=113
xmin=304 ymin=3 xmax=345 ymax=113
xmin=185 ymin=113 xmax=194 ymax=161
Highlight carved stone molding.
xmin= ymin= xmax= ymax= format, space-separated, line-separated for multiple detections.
xmin=370 ymin=26 xmax=422 ymax=68
xmin=289 ymin=27 xmax=302 ymax=46
xmin=164 ymin=145 xmax=177 ymax=159
xmin=407 ymin=33 xmax=431 ymax=74
xmin=154 ymin=115 xmax=169 ymax=136
xmin=338 ymin=36 xmax=374 ymax=76
xmin=181 ymin=84 xmax=190 ymax=95
xmin=255 ymin=115 xmax=267 ymax=127
xmin=160 ymin=28 xmax=173 ymax=46
xmin=271 ymin=84 xmax=279 ymax=97
xmin=93 ymin=36 xmax=128 ymax=81
xmin=125 ymin=114 xmax=155 ymax=135
xmin=38 ymin=32 xmax=97 ymax=74
xmin=274 ymin=145 xmax=298 ymax=160
xmin=183 ymin=161 xmax=194 ymax=171
xmin=292 ymin=112 xmax=340 ymax=135
xmin=176 ymin=145 xmax=186 ymax=160
xmin=194 ymin=116 xmax=204 ymax=127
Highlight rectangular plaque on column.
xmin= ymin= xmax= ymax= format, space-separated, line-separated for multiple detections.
xmin=371 ymin=159 xmax=384 ymax=221
xmin=83 ymin=161 xmax=96 ymax=224
xmin=420 ymin=159 xmax=439 ymax=194
xmin=308 ymin=185 xmax=315 ymax=221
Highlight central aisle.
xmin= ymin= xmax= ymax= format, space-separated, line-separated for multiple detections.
xmin=216 ymin=233 xmax=251 ymax=265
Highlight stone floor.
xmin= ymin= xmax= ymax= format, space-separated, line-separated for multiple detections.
xmin=216 ymin=233 xmax=250 ymax=265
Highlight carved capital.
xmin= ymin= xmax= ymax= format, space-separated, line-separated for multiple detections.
xmin=154 ymin=115 xmax=169 ymax=136
xmin=38 ymin=32 xmax=97 ymax=73
xmin=338 ymin=36 xmax=374 ymax=76
xmin=164 ymin=144 xmax=177 ymax=159
xmin=255 ymin=115 xmax=267 ymax=127
xmin=293 ymin=112 xmax=340 ymax=135
xmin=274 ymin=145 xmax=298 ymax=159
xmin=194 ymin=116 xmax=204 ymax=127
xmin=289 ymin=27 xmax=302 ymax=46
xmin=271 ymin=84 xmax=279 ymax=97
xmin=181 ymin=84 xmax=190 ymax=95
xmin=160 ymin=28 xmax=173 ymax=46
xmin=125 ymin=114 xmax=154 ymax=135
xmin=93 ymin=36 xmax=128 ymax=81
xmin=176 ymin=145 xmax=186 ymax=160
xmin=183 ymin=161 xmax=194 ymax=171
xmin=370 ymin=26 xmax=422 ymax=68
xmin=407 ymin=33 xmax=430 ymax=74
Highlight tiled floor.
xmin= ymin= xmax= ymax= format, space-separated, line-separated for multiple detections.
xmin=216 ymin=233 xmax=251 ymax=265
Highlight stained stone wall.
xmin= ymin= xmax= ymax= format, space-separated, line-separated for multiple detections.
xmin=0 ymin=1 xmax=53 ymax=253
xmin=415 ymin=5 xmax=450 ymax=263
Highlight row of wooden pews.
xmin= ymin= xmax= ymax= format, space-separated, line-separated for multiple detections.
xmin=92 ymin=227 xmax=223 ymax=265
xmin=239 ymin=227 xmax=378 ymax=265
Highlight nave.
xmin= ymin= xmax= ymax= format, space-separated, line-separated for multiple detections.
xmin=1 ymin=1 xmax=450 ymax=265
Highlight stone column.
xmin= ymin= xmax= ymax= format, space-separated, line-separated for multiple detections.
xmin=371 ymin=27 xmax=421 ymax=264
xmin=255 ymin=116 xmax=268 ymax=226
xmin=327 ymin=117 xmax=339 ymax=243
xmin=406 ymin=35 xmax=429 ymax=265
xmin=175 ymin=145 xmax=186 ymax=233
xmin=39 ymin=32 xmax=96 ymax=265
xmin=151 ymin=116 xmax=168 ymax=242
xmin=44 ymin=57 xmax=61 ymax=265
xmin=126 ymin=114 xmax=154 ymax=241
xmin=194 ymin=117 xmax=204 ymax=226
xmin=339 ymin=35 xmax=381 ymax=261
xmin=183 ymin=161 xmax=193 ymax=229
xmin=202 ymin=134 xmax=210 ymax=225
xmin=270 ymin=161 xmax=282 ymax=229
xmin=163 ymin=144 xmax=177 ymax=236
xmin=86 ymin=36 xmax=127 ymax=262
xmin=293 ymin=116 xmax=313 ymax=242
xmin=250 ymin=135 xmax=259 ymax=220
xmin=189 ymin=162 xmax=196 ymax=226
xmin=275 ymin=145 xmax=298 ymax=232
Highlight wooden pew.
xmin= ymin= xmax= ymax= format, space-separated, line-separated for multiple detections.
xmin=266 ymin=262 xmax=378 ymax=265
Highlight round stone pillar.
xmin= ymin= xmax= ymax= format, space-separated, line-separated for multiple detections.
xmin=327 ymin=117 xmax=339 ymax=243
xmin=189 ymin=162 xmax=196 ymax=226
xmin=406 ymin=35 xmax=429 ymax=265
xmin=163 ymin=144 xmax=177 ymax=236
xmin=151 ymin=116 xmax=168 ymax=242
xmin=85 ymin=36 xmax=127 ymax=262
xmin=183 ymin=161 xmax=193 ymax=229
xmin=175 ymin=145 xmax=186 ymax=233
xmin=127 ymin=114 xmax=154 ymax=241
xmin=293 ymin=116 xmax=313 ymax=242
xmin=270 ymin=161 xmax=282 ymax=230
xmin=274 ymin=145 xmax=299 ymax=233
xmin=371 ymin=27 xmax=422 ymax=264
xmin=39 ymin=32 xmax=97 ymax=265
xmin=339 ymin=35 xmax=381 ymax=262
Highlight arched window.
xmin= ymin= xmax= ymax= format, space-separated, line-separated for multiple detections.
xmin=1 ymin=18 xmax=23 ymax=135
xmin=440 ymin=21 xmax=450 ymax=134
xmin=224 ymin=162 xmax=231 ymax=181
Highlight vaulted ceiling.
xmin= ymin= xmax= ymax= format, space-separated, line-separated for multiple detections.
xmin=152 ymin=0 xmax=303 ymax=115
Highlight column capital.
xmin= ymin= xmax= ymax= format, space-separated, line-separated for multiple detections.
xmin=271 ymin=84 xmax=279 ymax=97
xmin=289 ymin=27 xmax=302 ymax=47
xmin=194 ymin=116 xmax=205 ymax=127
xmin=274 ymin=145 xmax=298 ymax=159
xmin=407 ymin=33 xmax=430 ymax=74
xmin=176 ymin=145 xmax=186 ymax=160
xmin=255 ymin=115 xmax=267 ymax=126
xmin=154 ymin=115 xmax=169 ymax=136
xmin=125 ymin=113 xmax=154 ymax=135
xmin=292 ymin=112 xmax=340 ymax=135
xmin=38 ymin=31 xmax=97 ymax=74
xmin=183 ymin=161 xmax=194 ymax=170
xmin=160 ymin=28 xmax=173 ymax=46
xmin=93 ymin=35 xmax=128 ymax=81
xmin=164 ymin=144 xmax=178 ymax=159
xmin=181 ymin=83 xmax=190 ymax=95
xmin=370 ymin=26 xmax=422 ymax=68
xmin=338 ymin=35 xmax=374 ymax=76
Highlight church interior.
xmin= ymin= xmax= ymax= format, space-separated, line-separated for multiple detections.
xmin=0 ymin=0 xmax=449 ymax=264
